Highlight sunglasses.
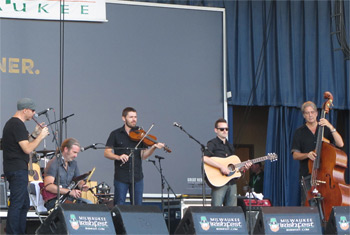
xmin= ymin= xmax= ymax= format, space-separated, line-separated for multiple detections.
xmin=217 ymin=128 xmax=228 ymax=131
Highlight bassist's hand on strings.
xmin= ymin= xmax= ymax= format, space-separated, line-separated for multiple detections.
xmin=307 ymin=151 xmax=317 ymax=161
xmin=318 ymin=118 xmax=333 ymax=130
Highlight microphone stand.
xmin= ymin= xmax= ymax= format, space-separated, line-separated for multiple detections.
xmin=40 ymin=112 xmax=68 ymax=211
xmin=148 ymin=158 xmax=177 ymax=232
xmin=248 ymin=186 xmax=253 ymax=235
xmin=174 ymin=124 xmax=209 ymax=206
xmin=45 ymin=114 xmax=74 ymax=128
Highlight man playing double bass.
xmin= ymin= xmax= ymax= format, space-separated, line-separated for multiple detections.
xmin=291 ymin=101 xmax=344 ymax=206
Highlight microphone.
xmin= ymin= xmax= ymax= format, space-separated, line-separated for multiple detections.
xmin=173 ymin=122 xmax=182 ymax=129
xmin=146 ymin=159 xmax=156 ymax=163
xmin=36 ymin=108 xmax=53 ymax=116
xmin=155 ymin=155 xmax=164 ymax=160
xmin=81 ymin=144 xmax=97 ymax=152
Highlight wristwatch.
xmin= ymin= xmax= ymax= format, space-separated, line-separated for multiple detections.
xmin=331 ymin=128 xmax=336 ymax=133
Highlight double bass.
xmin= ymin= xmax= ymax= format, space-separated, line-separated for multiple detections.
xmin=305 ymin=91 xmax=350 ymax=222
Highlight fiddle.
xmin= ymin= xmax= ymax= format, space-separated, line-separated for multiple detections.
xmin=129 ymin=128 xmax=172 ymax=153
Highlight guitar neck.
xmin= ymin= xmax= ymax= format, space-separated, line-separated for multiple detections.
xmin=236 ymin=156 xmax=269 ymax=168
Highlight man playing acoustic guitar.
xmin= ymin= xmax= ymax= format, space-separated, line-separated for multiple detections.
xmin=203 ymin=118 xmax=252 ymax=206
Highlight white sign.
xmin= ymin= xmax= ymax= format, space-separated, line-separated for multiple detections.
xmin=0 ymin=0 xmax=106 ymax=22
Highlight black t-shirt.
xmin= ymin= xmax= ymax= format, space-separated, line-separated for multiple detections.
xmin=204 ymin=137 xmax=235 ymax=158
xmin=105 ymin=126 xmax=146 ymax=184
xmin=291 ymin=124 xmax=334 ymax=178
xmin=2 ymin=117 xmax=29 ymax=173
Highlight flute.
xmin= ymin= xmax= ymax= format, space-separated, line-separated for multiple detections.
xmin=32 ymin=115 xmax=44 ymax=128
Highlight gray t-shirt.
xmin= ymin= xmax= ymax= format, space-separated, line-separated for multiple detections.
xmin=45 ymin=156 xmax=80 ymax=188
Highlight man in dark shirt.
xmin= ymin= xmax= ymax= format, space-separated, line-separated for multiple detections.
xmin=2 ymin=98 xmax=49 ymax=234
xmin=203 ymin=118 xmax=251 ymax=206
xmin=104 ymin=107 xmax=164 ymax=205
xmin=249 ymin=162 xmax=264 ymax=194
xmin=291 ymin=101 xmax=344 ymax=206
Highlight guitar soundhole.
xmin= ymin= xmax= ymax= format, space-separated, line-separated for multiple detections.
xmin=228 ymin=164 xmax=235 ymax=171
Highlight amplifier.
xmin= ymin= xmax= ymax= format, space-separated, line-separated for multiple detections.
xmin=237 ymin=197 xmax=271 ymax=212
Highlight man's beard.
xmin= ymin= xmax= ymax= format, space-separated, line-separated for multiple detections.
xmin=125 ymin=120 xmax=136 ymax=128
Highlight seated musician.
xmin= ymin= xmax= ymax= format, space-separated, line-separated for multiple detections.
xmin=43 ymin=138 xmax=91 ymax=210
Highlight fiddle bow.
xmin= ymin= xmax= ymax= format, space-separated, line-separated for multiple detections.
xmin=129 ymin=127 xmax=172 ymax=153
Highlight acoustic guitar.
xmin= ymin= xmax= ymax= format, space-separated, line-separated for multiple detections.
xmin=204 ymin=153 xmax=278 ymax=188
xmin=28 ymin=152 xmax=42 ymax=182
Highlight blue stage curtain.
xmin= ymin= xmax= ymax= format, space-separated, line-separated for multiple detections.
xmin=224 ymin=0 xmax=349 ymax=109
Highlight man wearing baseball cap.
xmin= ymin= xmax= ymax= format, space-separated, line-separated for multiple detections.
xmin=2 ymin=98 xmax=49 ymax=234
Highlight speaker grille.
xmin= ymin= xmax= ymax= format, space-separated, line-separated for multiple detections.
xmin=111 ymin=205 xmax=169 ymax=234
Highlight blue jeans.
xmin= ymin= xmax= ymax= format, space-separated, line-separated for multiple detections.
xmin=114 ymin=179 xmax=143 ymax=205
xmin=5 ymin=170 xmax=30 ymax=234
xmin=211 ymin=183 xmax=237 ymax=206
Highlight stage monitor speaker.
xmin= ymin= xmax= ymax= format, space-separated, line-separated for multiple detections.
xmin=163 ymin=199 xmax=182 ymax=234
xmin=36 ymin=204 xmax=116 ymax=234
xmin=246 ymin=210 xmax=260 ymax=234
xmin=0 ymin=180 xmax=7 ymax=208
xmin=325 ymin=206 xmax=350 ymax=235
xmin=174 ymin=206 xmax=247 ymax=234
xmin=253 ymin=207 xmax=322 ymax=234
xmin=111 ymin=205 xmax=168 ymax=234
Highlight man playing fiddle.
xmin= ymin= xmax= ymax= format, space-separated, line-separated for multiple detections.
xmin=104 ymin=107 xmax=165 ymax=205
xmin=291 ymin=101 xmax=344 ymax=206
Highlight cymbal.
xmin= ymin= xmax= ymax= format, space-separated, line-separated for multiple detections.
xmin=35 ymin=149 xmax=55 ymax=155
